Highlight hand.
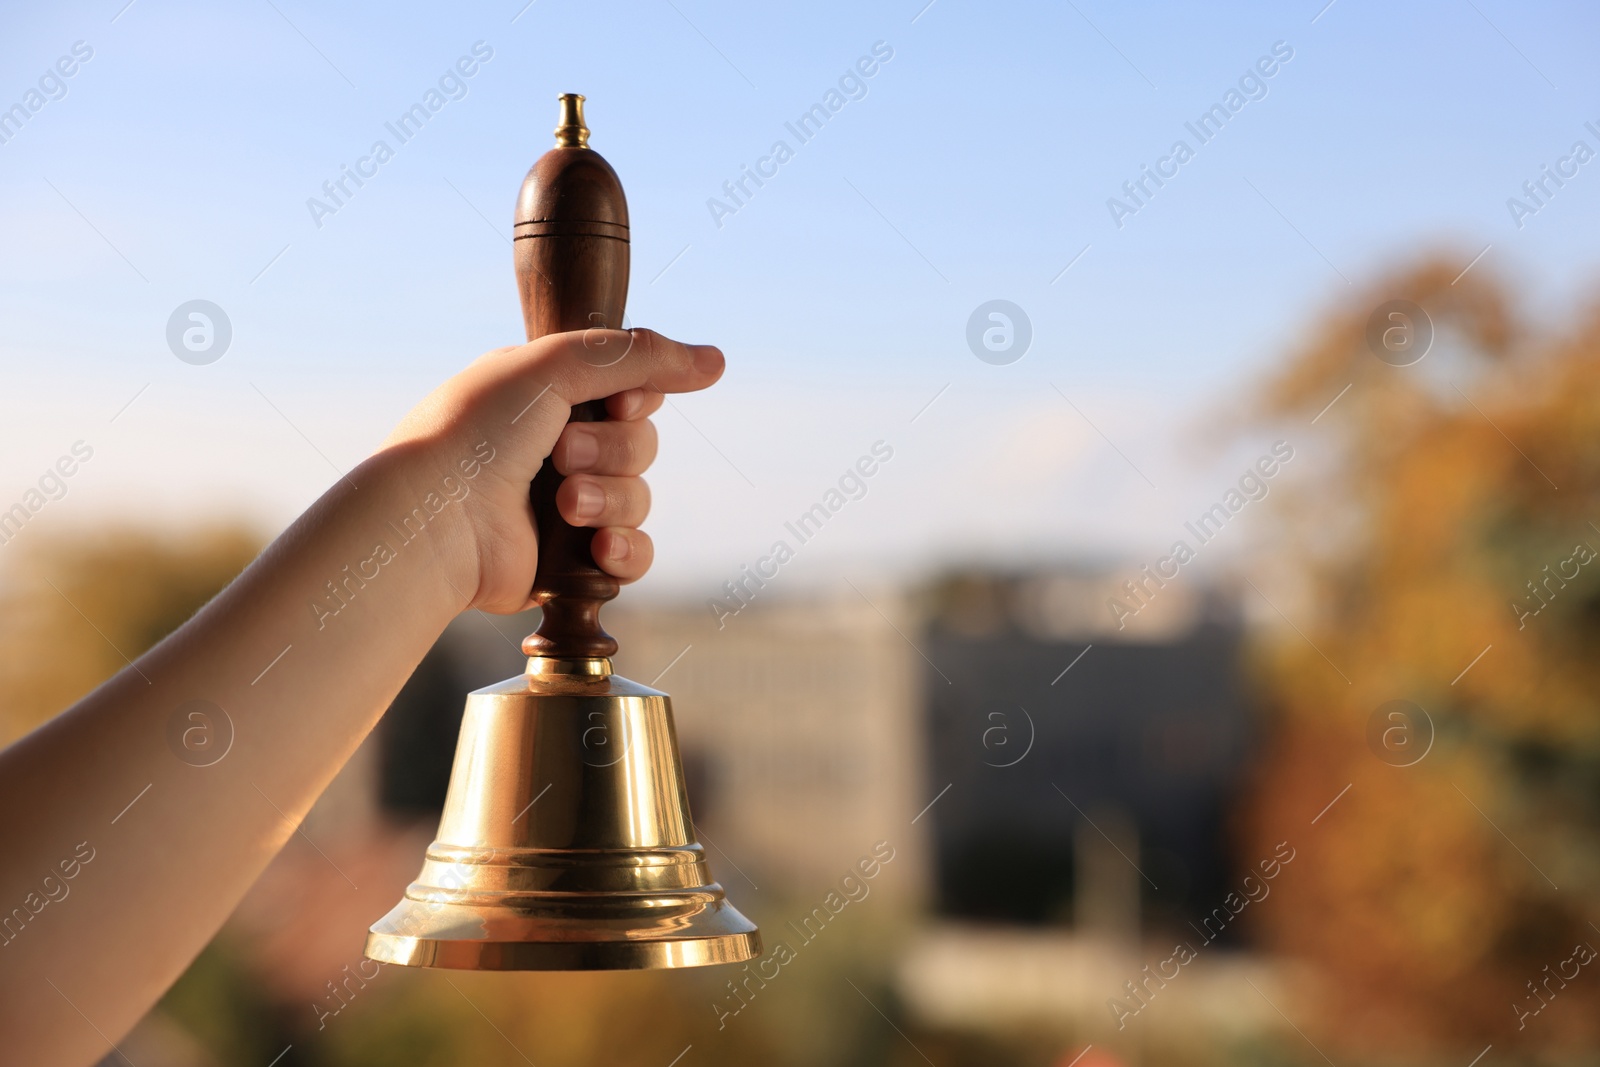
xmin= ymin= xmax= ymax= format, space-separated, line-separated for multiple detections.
xmin=378 ymin=327 xmax=724 ymax=615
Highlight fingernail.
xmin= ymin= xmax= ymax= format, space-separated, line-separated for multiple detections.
xmin=566 ymin=428 xmax=600 ymax=470
xmin=693 ymin=346 xmax=723 ymax=374
xmin=606 ymin=534 xmax=632 ymax=563
xmin=574 ymin=480 xmax=606 ymax=520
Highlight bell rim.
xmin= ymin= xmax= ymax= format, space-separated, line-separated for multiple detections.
xmin=363 ymin=923 xmax=761 ymax=971
xmin=364 ymin=889 xmax=761 ymax=971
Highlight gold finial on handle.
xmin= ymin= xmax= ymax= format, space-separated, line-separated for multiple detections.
xmin=554 ymin=93 xmax=590 ymax=148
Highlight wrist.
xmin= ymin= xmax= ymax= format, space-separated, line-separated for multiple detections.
xmin=353 ymin=440 xmax=489 ymax=617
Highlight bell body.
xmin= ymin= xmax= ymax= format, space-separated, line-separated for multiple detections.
xmin=365 ymin=657 xmax=761 ymax=969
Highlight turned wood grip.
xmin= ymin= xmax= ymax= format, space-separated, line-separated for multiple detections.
xmin=513 ymin=98 xmax=630 ymax=659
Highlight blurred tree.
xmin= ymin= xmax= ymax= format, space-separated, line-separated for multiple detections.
xmin=1239 ymin=257 xmax=1600 ymax=1059
xmin=0 ymin=525 xmax=261 ymax=743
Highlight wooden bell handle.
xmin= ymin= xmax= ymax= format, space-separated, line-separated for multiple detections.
xmin=514 ymin=95 xmax=630 ymax=659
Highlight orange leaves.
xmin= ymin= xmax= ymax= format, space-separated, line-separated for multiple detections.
xmin=1237 ymin=257 xmax=1600 ymax=1056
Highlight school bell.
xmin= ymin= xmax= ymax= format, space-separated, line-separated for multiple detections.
xmin=363 ymin=95 xmax=761 ymax=970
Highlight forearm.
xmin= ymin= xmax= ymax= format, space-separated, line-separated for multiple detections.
xmin=0 ymin=446 xmax=466 ymax=1063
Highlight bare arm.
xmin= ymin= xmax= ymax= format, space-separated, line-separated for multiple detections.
xmin=0 ymin=328 xmax=723 ymax=1065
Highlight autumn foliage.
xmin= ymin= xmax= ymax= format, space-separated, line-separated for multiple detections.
xmin=1241 ymin=257 xmax=1600 ymax=1058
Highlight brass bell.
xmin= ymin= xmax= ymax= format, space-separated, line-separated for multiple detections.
xmin=363 ymin=95 xmax=761 ymax=970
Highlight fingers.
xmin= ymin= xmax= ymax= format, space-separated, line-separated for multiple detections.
xmin=605 ymin=388 xmax=664 ymax=421
xmin=511 ymin=328 xmax=724 ymax=411
xmin=591 ymin=527 xmax=654 ymax=582
xmin=556 ymin=474 xmax=650 ymax=529
xmin=552 ymin=418 xmax=657 ymax=477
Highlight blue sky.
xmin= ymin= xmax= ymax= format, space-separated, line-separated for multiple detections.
xmin=2 ymin=0 xmax=1598 ymax=600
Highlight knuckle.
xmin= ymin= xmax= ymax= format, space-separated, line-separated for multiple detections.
xmin=630 ymin=328 xmax=658 ymax=361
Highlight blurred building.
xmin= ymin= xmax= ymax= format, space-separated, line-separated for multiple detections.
xmin=364 ymin=564 xmax=1254 ymax=932
xmin=607 ymin=591 xmax=930 ymax=901
xmin=895 ymin=568 xmax=1277 ymax=1041
xmin=919 ymin=567 xmax=1254 ymax=940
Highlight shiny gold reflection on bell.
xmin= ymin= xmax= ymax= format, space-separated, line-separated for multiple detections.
xmin=364 ymin=656 xmax=761 ymax=970
xmin=364 ymin=95 xmax=759 ymax=971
